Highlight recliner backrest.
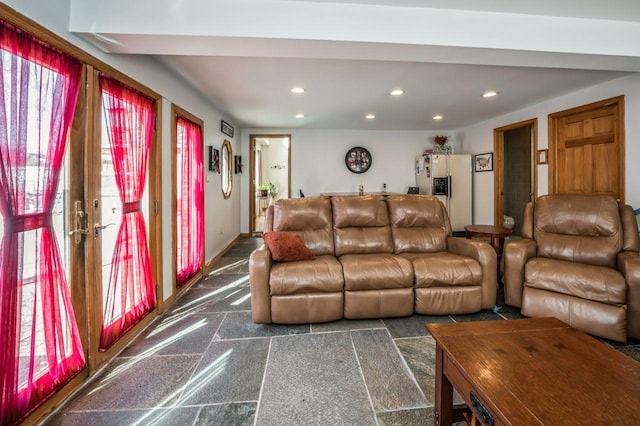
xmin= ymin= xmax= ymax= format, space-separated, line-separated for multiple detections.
xmin=387 ymin=195 xmax=451 ymax=253
xmin=533 ymin=194 xmax=623 ymax=267
xmin=270 ymin=197 xmax=335 ymax=256
xmin=331 ymin=195 xmax=393 ymax=256
xmin=620 ymin=203 xmax=640 ymax=252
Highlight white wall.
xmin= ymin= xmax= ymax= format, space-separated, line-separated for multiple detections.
xmin=5 ymin=0 xmax=242 ymax=301
xmin=239 ymin=129 xmax=456 ymax=233
xmin=458 ymin=73 xmax=640 ymax=225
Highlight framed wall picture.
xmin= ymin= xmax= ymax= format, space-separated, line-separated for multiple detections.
xmin=209 ymin=146 xmax=220 ymax=173
xmin=474 ymin=152 xmax=493 ymax=172
xmin=221 ymin=120 xmax=234 ymax=137
xmin=345 ymin=146 xmax=372 ymax=174
xmin=537 ymin=149 xmax=548 ymax=164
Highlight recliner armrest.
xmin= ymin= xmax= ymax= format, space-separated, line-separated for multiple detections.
xmin=618 ymin=250 xmax=640 ymax=339
xmin=249 ymin=245 xmax=273 ymax=323
xmin=503 ymin=239 xmax=536 ymax=308
xmin=447 ymin=237 xmax=497 ymax=309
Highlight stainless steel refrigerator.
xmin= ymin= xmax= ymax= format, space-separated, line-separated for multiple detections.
xmin=415 ymin=153 xmax=472 ymax=232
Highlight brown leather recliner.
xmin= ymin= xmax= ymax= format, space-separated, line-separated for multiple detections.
xmin=331 ymin=195 xmax=415 ymax=319
xmin=503 ymin=194 xmax=640 ymax=342
xmin=387 ymin=195 xmax=497 ymax=314
xmin=250 ymin=197 xmax=345 ymax=324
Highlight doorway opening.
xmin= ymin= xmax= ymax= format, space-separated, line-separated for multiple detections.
xmin=494 ymin=119 xmax=537 ymax=237
xmin=250 ymin=134 xmax=291 ymax=234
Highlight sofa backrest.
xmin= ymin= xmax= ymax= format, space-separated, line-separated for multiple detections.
xmin=533 ymin=194 xmax=623 ymax=267
xmin=331 ymin=195 xmax=393 ymax=256
xmin=387 ymin=194 xmax=451 ymax=253
xmin=270 ymin=197 xmax=335 ymax=256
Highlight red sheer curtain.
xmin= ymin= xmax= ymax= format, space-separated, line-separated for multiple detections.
xmin=0 ymin=22 xmax=84 ymax=425
xmin=176 ymin=116 xmax=204 ymax=286
xmin=99 ymin=76 xmax=156 ymax=351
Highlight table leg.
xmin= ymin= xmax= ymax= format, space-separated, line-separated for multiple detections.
xmin=434 ymin=344 xmax=454 ymax=425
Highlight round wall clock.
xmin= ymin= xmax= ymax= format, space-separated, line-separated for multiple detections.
xmin=345 ymin=146 xmax=372 ymax=174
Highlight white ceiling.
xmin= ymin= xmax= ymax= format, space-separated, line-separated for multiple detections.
xmin=282 ymin=0 xmax=640 ymax=22
xmin=69 ymin=0 xmax=640 ymax=131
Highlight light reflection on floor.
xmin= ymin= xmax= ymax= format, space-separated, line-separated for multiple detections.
xmin=208 ymin=259 xmax=248 ymax=275
xmin=129 ymin=349 xmax=232 ymax=425
xmin=88 ymin=318 xmax=209 ymax=395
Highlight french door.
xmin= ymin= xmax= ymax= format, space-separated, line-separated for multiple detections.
xmin=81 ymin=69 xmax=159 ymax=370
xmin=49 ymin=67 xmax=160 ymax=375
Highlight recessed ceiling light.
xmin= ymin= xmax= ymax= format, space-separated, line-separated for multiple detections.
xmin=390 ymin=89 xmax=404 ymax=96
xmin=482 ymin=91 xmax=498 ymax=98
xmin=291 ymin=87 xmax=305 ymax=94
xmin=365 ymin=114 xmax=376 ymax=120
xmin=295 ymin=114 xmax=305 ymax=119
xmin=433 ymin=115 xmax=443 ymax=120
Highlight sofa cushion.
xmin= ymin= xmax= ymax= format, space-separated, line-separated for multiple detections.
xmin=344 ymin=288 xmax=414 ymax=319
xmin=402 ymin=252 xmax=482 ymax=287
xmin=272 ymin=197 xmax=335 ymax=256
xmin=524 ymin=257 xmax=626 ymax=305
xmin=387 ymin=195 xmax=451 ymax=253
xmin=263 ymin=231 xmax=316 ymax=262
xmin=340 ymin=253 xmax=414 ymax=290
xmin=415 ymin=286 xmax=482 ymax=315
xmin=534 ymin=195 xmax=623 ymax=268
xmin=332 ymin=195 xmax=394 ymax=256
xmin=270 ymin=255 xmax=344 ymax=295
xmin=271 ymin=293 xmax=343 ymax=324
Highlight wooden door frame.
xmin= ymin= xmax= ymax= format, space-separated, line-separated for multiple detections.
xmin=547 ymin=95 xmax=625 ymax=203
xmin=493 ymin=118 xmax=538 ymax=227
xmin=249 ymin=134 xmax=292 ymax=234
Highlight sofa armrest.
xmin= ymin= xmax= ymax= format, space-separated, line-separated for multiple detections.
xmin=618 ymin=251 xmax=640 ymax=339
xmin=249 ymin=245 xmax=273 ymax=323
xmin=448 ymin=237 xmax=497 ymax=309
xmin=503 ymin=239 xmax=537 ymax=308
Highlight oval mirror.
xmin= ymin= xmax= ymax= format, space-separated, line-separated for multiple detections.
xmin=221 ymin=140 xmax=232 ymax=199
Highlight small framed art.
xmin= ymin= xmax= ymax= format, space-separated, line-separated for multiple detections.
xmin=537 ymin=149 xmax=548 ymax=165
xmin=474 ymin=152 xmax=493 ymax=172
xmin=221 ymin=120 xmax=234 ymax=138
xmin=209 ymin=146 xmax=220 ymax=173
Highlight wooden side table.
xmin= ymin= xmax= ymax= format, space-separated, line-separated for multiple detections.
xmin=464 ymin=224 xmax=512 ymax=283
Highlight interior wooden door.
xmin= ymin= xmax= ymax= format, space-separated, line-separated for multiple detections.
xmin=550 ymin=96 xmax=624 ymax=202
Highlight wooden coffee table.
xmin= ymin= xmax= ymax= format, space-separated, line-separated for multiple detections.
xmin=426 ymin=317 xmax=640 ymax=425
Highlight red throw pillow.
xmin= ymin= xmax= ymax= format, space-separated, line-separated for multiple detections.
xmin=262 ymin=231 xmax=316 ymax=262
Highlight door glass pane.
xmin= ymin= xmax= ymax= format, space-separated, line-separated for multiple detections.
xmin=99 ymin=117 xmax=150 ymax=326
xmin=5 ymin=156 xmax=70 ymax=389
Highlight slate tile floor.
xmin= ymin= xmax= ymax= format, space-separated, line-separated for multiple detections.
xmin=44 ymin=237 xmax=640 ymax=426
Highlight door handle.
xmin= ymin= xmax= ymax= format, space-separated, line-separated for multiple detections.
xmin=93 ymin=222 xmax=116 ymax=238
xmin=69 ymin=200 xmax=89 ymax=243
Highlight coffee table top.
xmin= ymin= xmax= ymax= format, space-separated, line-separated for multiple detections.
xmin=427 ymin=317 xmax=640 ymax=424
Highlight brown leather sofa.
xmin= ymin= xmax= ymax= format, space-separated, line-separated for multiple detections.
xmin=250 ymin=194 xmax=497 ymax=324
xmin=503 ymin=194 xmax=640 ymax=342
